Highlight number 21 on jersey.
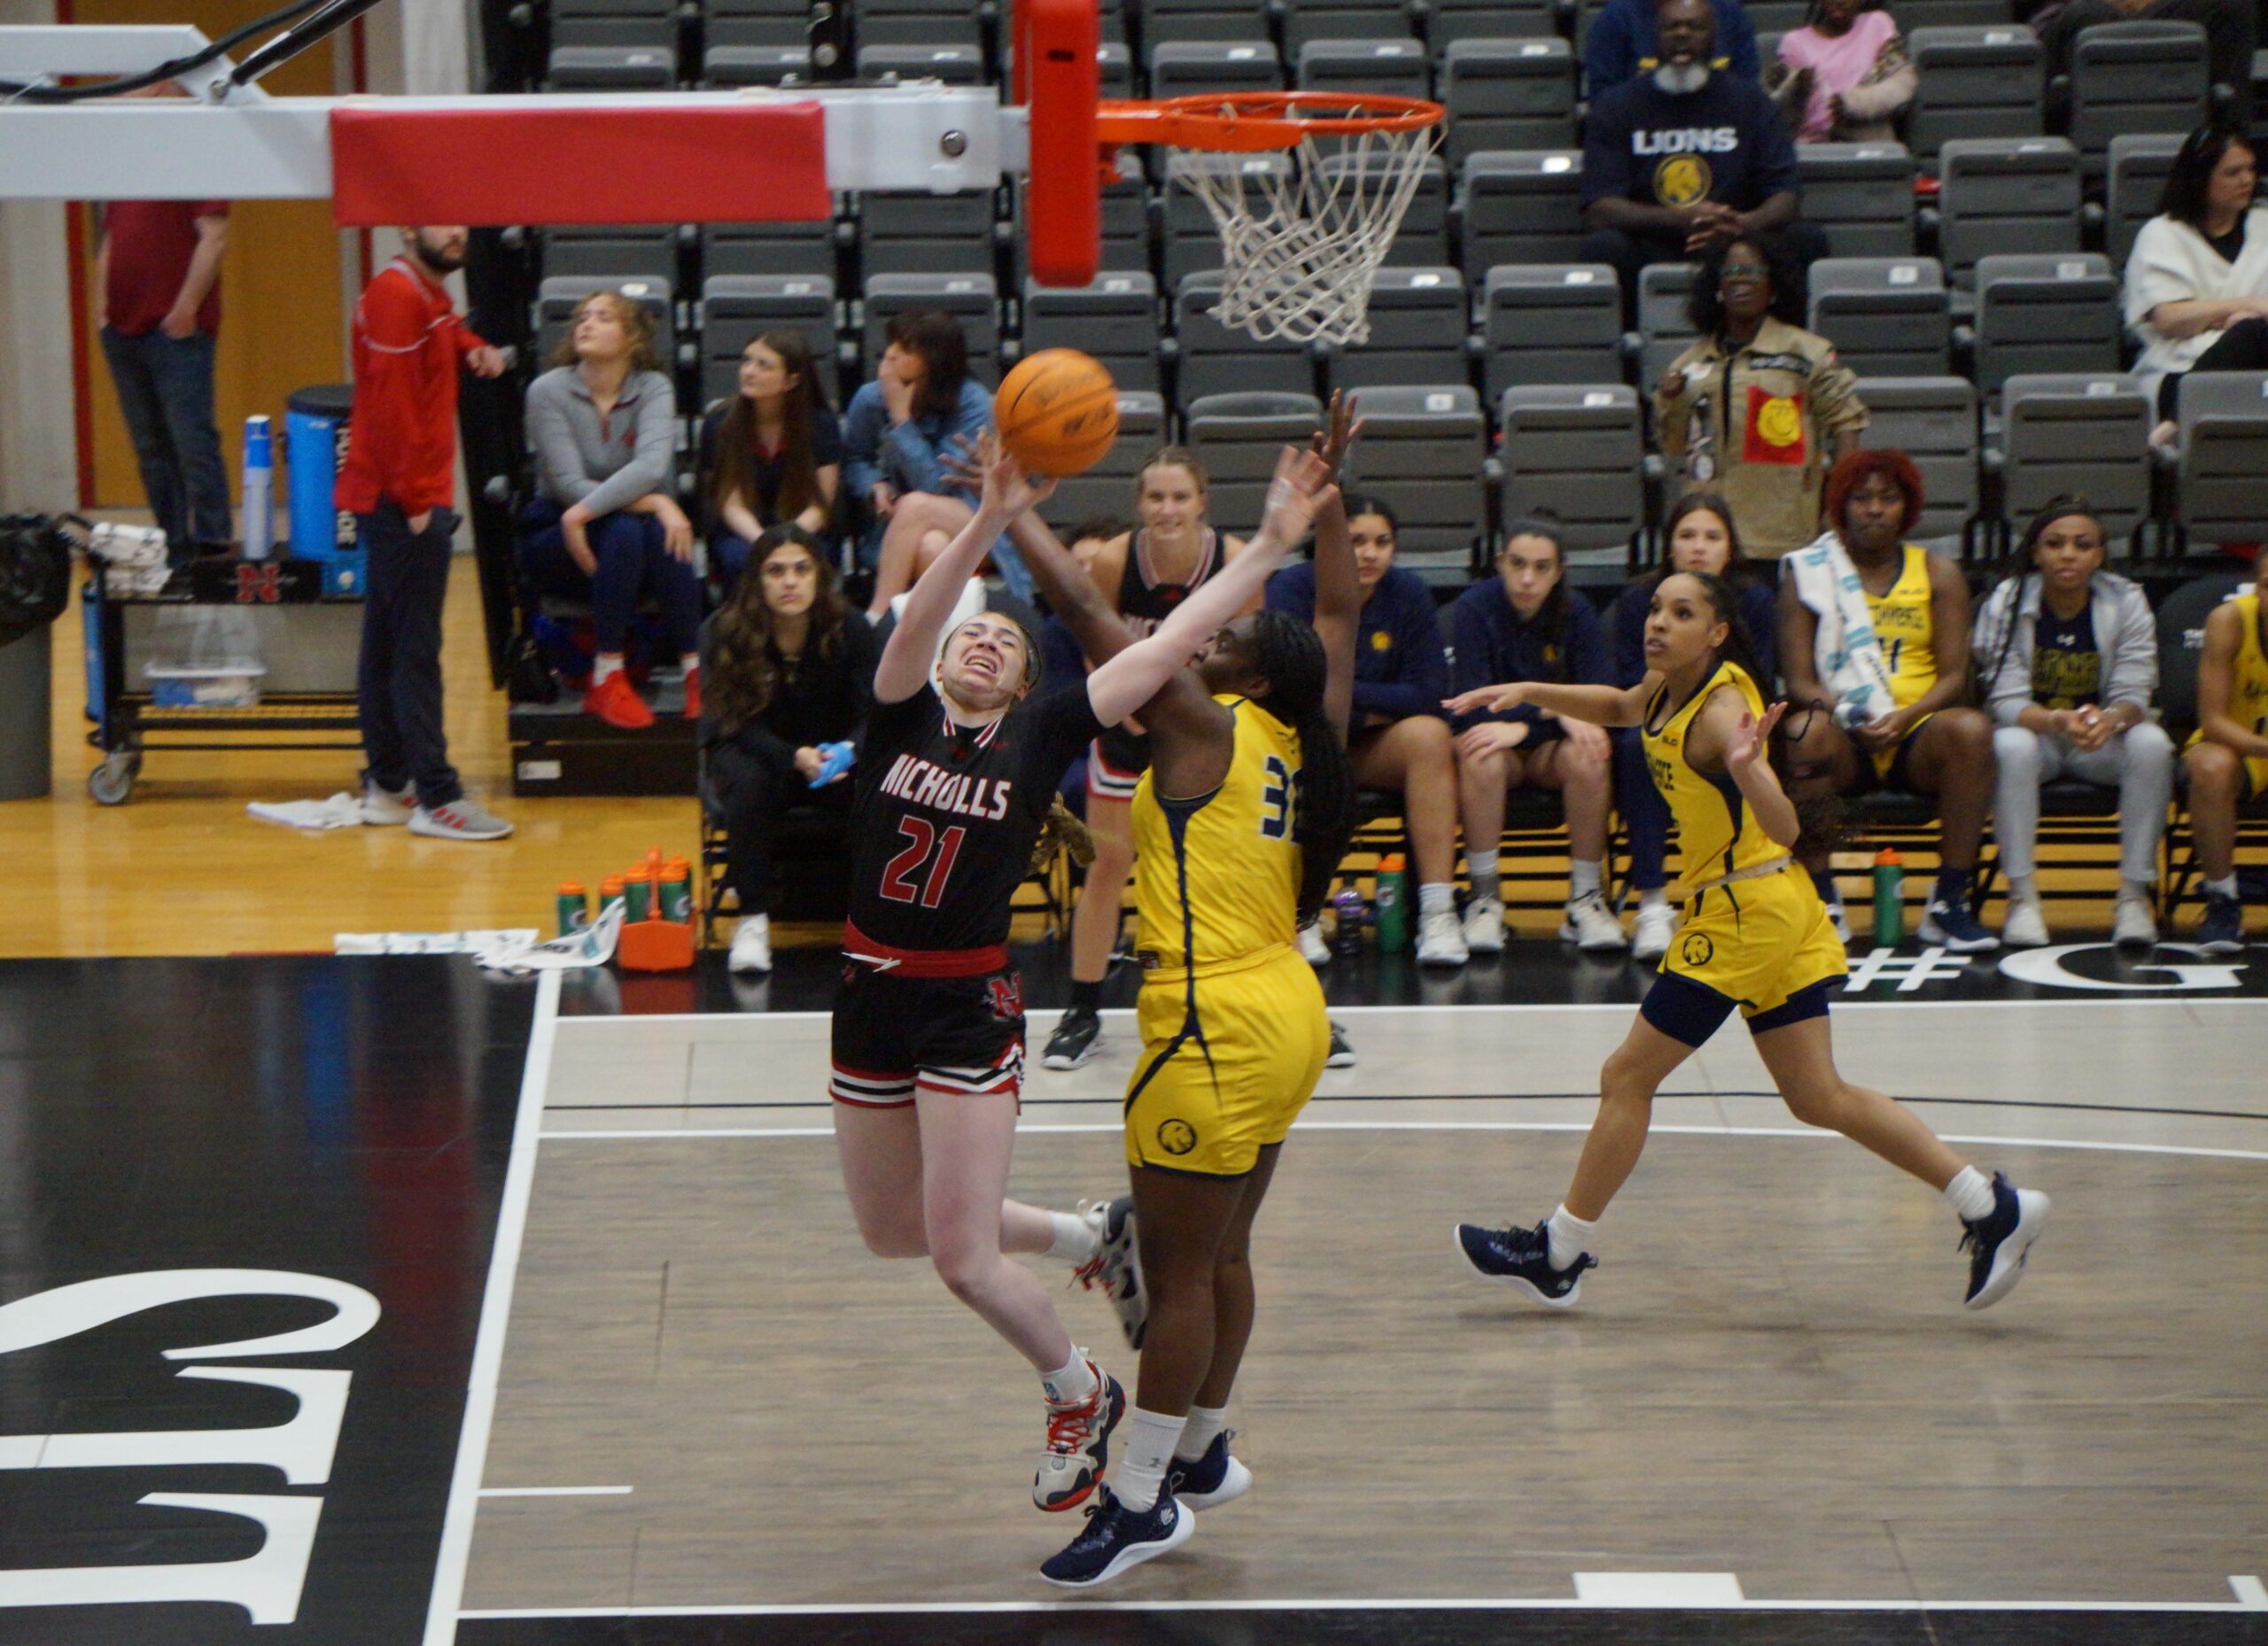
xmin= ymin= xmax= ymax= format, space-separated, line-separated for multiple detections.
xmin=880 ymin=818 xmax=966 ymax=908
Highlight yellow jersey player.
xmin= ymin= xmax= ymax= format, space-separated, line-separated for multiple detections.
xmin=1779 ymin=449 xmax=2002 ymax=951
xmin=2180 ymin=555 xmax=2268 ymax=953
xmin=1449 ymin=571 xmax=2049 ymax=1315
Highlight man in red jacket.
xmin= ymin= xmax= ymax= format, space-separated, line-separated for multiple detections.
xmin=338 ymin=225 xmax=513 ymax=840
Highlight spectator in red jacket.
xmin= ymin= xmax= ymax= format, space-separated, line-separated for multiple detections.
xmin=337 ymin=225 xmax=514 ymax=841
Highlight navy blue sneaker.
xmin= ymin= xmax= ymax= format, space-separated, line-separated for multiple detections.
xmin=2196 ymin=890 xmax=2246 ymax=955
xmin=1166 ymin=1430 xmax=1253 ymax=1510
xmin=1959 ymin=1171 xmax=2051 ymax=1310
xmin=1454 ymin=1219 xmax=1594 ymax=1308
xmin=1039 ymin=1486 xmax=1193 ymax=1588
xmin=1920 ymin=890 xmax=2000 ymax=953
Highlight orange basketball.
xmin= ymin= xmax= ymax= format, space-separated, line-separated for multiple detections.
xmin=994 ymin=349 xmax=1121 ymax=477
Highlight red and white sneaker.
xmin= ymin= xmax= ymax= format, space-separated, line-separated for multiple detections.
xmin=1033 ymin=1362 xmax=1123 ymax=1512
xmin=584 ymin=671 xmax=655 ymax=730
xmin=408 ymin=796 xmax=514 ymax=842
xmin=1072 ymin=1197 xmax=1147 ymax=1350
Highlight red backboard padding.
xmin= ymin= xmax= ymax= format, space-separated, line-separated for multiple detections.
xmin=330 ymin=101 xmax=831 ymax=227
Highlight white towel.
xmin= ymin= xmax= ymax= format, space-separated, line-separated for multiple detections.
xmin=1782 ymin=530 xmax=1896 ymax=727
xmin=473 ymin=902 xmax=626 ymax=974
xmin=248 ymin=793 xmax=368 ymax=830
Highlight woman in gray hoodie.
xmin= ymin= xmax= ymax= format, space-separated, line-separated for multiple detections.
xmin=1972 ymin=497 xmax=2172 ymax=950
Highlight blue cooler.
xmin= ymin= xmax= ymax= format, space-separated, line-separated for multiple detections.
xmin=285 ymin=384 xmax=365 ymax=593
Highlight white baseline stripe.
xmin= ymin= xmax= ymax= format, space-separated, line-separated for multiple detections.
xmin=1574 ymin=1572 xmax=1744 ymax=1605
xmin=423 ymin=969 xmax=563 ymax=1646
xmin=478 ymin=1486 xmax=633 ymax=1498
xmin=461 ymin=1597 xmax=2266 ymax=1619
xmin=2233 ymin=1576 xmax=2267 ymax=1606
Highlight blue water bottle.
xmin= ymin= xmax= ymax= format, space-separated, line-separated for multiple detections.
xmin=241 ymin=415 xmax=275 ymax=560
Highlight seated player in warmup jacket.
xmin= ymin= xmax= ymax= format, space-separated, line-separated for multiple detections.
xmin=1449 ymin=571 xmax=2050 ymax=1312
xmin=826 ymin=434 xmax=1339 ymax=1561
xmin=2180 ymin=555 xmax=2268 ymax=955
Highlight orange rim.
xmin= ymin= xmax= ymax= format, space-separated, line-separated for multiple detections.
xmin=1093 ymin=91 xmax=1444 ymax=151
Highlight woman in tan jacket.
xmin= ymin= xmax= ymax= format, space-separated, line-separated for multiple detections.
xmin=1655 ymin=229 xmax=1867 ymax=558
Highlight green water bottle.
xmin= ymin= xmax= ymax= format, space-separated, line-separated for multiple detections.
xmin=1872 ymin=849 xmax=1904 ymax=947
xmin=555 ymin=881 xmax=590 ymax=938
xmin=1376 ymin=853 xmax=1409 ymax=951
xmin=660 ymin=858 xmax=694 ymax=923
xmin=625 ymin=874 xmax=653 ymax=923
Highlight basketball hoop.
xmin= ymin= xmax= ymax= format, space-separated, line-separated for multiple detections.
xmin=1096 ymin=93 xmax=1444 ymax=347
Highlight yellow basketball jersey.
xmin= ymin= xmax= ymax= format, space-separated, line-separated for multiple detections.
xmin=1131 ymin=696 xmax=1302 ymax=974
xmin=2219 ymin=592 xmax=2268 ymax=741
xmin=1864 ymin=544 xmax=1938 ymax=710
xmin=1641 ymin=659 xmax=1783 ymax=886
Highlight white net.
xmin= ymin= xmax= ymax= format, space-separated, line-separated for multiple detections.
xmin=1166 ymin=105 xmax=1441 ymax=347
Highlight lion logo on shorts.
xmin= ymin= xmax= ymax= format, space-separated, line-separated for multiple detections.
xmin=1653 ymin=154 xmax=1711 ymax=208
xmin=1680 ymin=931 xmax=1715 ymax=967
xmin=1158 ymin=1119 xmax=1199 ymax=1156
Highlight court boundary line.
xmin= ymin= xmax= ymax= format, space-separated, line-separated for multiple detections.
xmin=458 ymin=1597 xmax=2268 ymax=1619
xmin=423 ymin=968 xmax=562 ymax=1646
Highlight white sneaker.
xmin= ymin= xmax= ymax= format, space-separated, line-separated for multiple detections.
xmin=1826 ymin=900 xmax=1852 ymax=944
xmin=361 ymin=780 xmax=414 ymax=826
xmin=2001 ymin=889 xmax=2050 ymax=949
xmin=407 ymin=796 xmax=514 ymax=841
xmin=728 ymin=912 xmax=773 ymax=974
xmin=1298 ymin=921 xmax=1330 ymax=967
xmin=1558 ymin=890 xmax=1628 ymax=951
xmin=1631 ymin=900 xmax=1678 ymax=961
xmin=1416 ymin=906 xmax=1470 ymax=967
xmin=2113 ymin=887 xmax=2160 ymax=948
xmin=1461 ymin=894 xmax=1505 ymax=954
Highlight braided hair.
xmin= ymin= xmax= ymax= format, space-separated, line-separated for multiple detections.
xmin=1244 ymin=609 xmax=1355 ymax=927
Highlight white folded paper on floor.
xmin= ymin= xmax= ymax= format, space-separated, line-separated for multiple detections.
xmin=248 ymin=794 xmax=369 ymax=830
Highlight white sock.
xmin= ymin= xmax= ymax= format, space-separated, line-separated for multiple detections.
xmin=2206 ymin=873 xmax=2239 ymax=899
xmin=1038 ymin=1348 xmax=1099 ymax=1406
xmin=1046 ymin=1210 xmax=1100 ymax=1264
xmin=1638 ymin=886 xmax=1670 ymax=912
xmin=1546 ymin=1201 xmax=1598 ymax=1270
xmin=1115 ymin=1407 xmax=1187 ymax=1511
xmin=1174 ymin=1402 xmax=1229 ymax=1463
xmin=1418 ymin=881 xmax=1455 ymax=918
xmin=1569 ymin=859 xmax=1604 ymax=900
xmin=1466 ymin=848 xmax=1500 ymax=898
xmin=593 ymin=652 xmax=624 ymax=684
xmin=680 ymin=653 xmax=701 ymax=674
xmin=2122 ymin=879 xmax=2154 ymax=898
xmin=2010 ymin=873 xmax=2038 ymax=901
xmin=1942 ymin=1165 xmax=1996 ymax=1223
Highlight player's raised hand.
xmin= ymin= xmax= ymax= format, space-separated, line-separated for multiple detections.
xmin=1258 ymin=444 xmax=1336 ymax=546
xmin=1443 ymin=680 xmax=1532 ymax=718
xmin=1728 ymin=700 xmax=1788 ymax=772
xmin=1311 ymin=390 xmax=1364 ymax=484
xmin=976 ymin=431 xmax=1055 ymax=518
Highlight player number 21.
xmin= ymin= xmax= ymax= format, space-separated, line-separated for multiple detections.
xmin=879 ymin=817 xmax=967 ymax=909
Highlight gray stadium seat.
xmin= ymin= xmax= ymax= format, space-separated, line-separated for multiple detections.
xmin=1163 ymin=154 xmax=1287 ymax=287
xmin=537 ymin=225 xmax=679 ymax=283
xmin=552 ymin=0 xmax=673 ymax=49
xmin=546 ymin=44 xmax=677 ymax=88
xmin=1139 ymin=0 xmax=1273 ymax=47
xmin=1022 ymin=272 xmax=1163 ymax=395
xmin=855 ymin=43 xmax=987 ymax=82
xmin=1797 ymin=143 xmax=1916 ymax=259
xmin=1327 ymin=268 xmax=1468 ymax=392
xmin=700 ymin=274 xmax=839 ymax=406
xmin=1995 ymin=371 xmax=2152 ymax=546
xmin=1459 ymin=150 xmax=1586 ymax=270
xmin=1174 ymin=273 xmax=1317 ymax=408
xmin=1636 ymin=263 xmax=1697 ymax=385
xmin=1041 ymin=390 xmax=1167 ymax=528
xmin=1317 ymin=152 xmax=1449 ymax=266
xmin=702 ymin=219 xmax=837 ymax=281
xmin=861 ymin=273 xmax=999 ymax=377
xmin=1809 ymin=257 xmax=1952 ymax=378
xmin=1337 ymin=384 xmax=1488 ymax=578
xmin=1147 ymin=39 xmax=1281 ymax=98
xmin=1745 ymin=0 xmax=1810 ymax=29
xmin=1906 ymin=27 xmax=2045 ymax=160
xmin=536 ymin=274 xmax=675 ymax=363
xmin=1097 ymin=40 xmax=1136 ymax=96
xmin=1440 ymin=38 xmax=1577 ymax=164
xmin=1497 ymin=384 xmax=1647 ymax=557
xmin=2106 ymin=133 xmax=2184 ymax=267
xmin=857 ymin=190 xmax=1002 ymax=279
xmin=1424 ymin=0 xmax=1556 ymax=54
xmin=854 ymin=0 xmax=980 ymax=48
xmin=701 ymin=43 xmax=810 ymax=85
xmin=1099 ymin=152 xmax=1153 ymax=271
xmin=702 ymin=0 xmax=809 ymax=50
xmin=1898 ymin=0 xmax=2016 ymax=24
xmin=1969 ymin=252 xmax=2120 ymax=394
xmin=1854 ymin=376 xmax=1979 ymax=546
xmin=2068 ymin=20 xmax=2209 ymax=162
xmin=1187 ymin=392 xmax=1326 ymax=527
xmin=1480 ymin=264 xmax=1623 ymax=400
xmin=1282 ymin=0 xmax=1417 ymax=53
xmin=2174 ymin=372 xmax=2268 ymax=548
xmin=1295 ymin=38 xmax=1431 ymax=99
xmin=1937 ymin=136 xmax=2081 ymax=286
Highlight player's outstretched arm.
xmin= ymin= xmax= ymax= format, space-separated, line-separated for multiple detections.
xmin=1007 ymin=511 xmax=1137 ymax=666
xmin=1309 ymin=392 xmax=1362 ymax=741
xmin=1442 ymin=677 xmax=1652 ymax=728
xmin=1692 ymin=692 xmax=1799 ymax=847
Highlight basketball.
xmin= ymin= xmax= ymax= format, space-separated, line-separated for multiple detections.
xmin=994 ymin=349 xmax=1120 ymax=477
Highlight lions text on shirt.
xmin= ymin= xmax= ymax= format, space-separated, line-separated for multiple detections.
xmin=1581 ymin=72 xmax=1800 ymax=216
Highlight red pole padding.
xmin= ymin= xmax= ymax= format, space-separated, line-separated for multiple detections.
xmin=330 ymin=101 xmax=833 ymax=227
xmin=1021 ymin=0 xmax=1101 ymax=288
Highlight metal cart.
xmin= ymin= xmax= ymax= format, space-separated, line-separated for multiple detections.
xmin=83 ymin=557 xmax=365 ymax=804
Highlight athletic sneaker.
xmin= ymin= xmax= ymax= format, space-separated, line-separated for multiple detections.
xmin=2112 ymin=887 xmax=2159 ymax=949
xmin=1299 ymin=922 xmax=1330 ymax=967
xmin=1919 ymin=890 xmax=2000 ymax=953
xmin=2001 ymin=889 xmax=2050 ymax=949
xmin=1039 ymin=1486 xmax=1192 ymax=1588
xmin=1559 ymin=891 xmax=1628 ymax=952
xmin=1033 ymin=1364 xmax=1123 ymax=1512
xmin=1326 ymin=1021 xmax=1356 ymax=1068
xmin=1453 ymin=1219 xmax=1594 ymax=1308
xmin=1073 ymin=1196 xmax=1146 ymax=1350
xmin=727 ymin=913 xmax=772 ymax=974
xmin=1826 ymin=899 xmax=1852 ymax=945
xmin=1167 ymin=1430 xmax=1253 ymax=1510
xmin=1462 ymin=893 xmax=1505 ymax=955
xmin=407 ymin=796 xmax=514 ymax=841
xmin=1416 ymin=907 xmax=1470 ymax=967
xmin=1631 ymin=901 xmax=1678 ymax=962
xmin=584 ymin=671 xmax=656 ymax=730
xmin=2195 ymin=890 xmax=2245 ymax=955
xmin=361 ymin=780 xmax=414 ymax=826
xmin=1044 ymin=1006 xmax=1104 ymax=1070
xmin=1958 ymin=1172 xmax=2051 ymax=1310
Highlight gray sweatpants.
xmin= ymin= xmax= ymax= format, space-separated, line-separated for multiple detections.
xmin=1992 ymin=722 xmax=2175 ymax=883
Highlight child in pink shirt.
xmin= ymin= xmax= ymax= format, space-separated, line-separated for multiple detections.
xmin=1768 ymin=0 xmax=1915 ymax=142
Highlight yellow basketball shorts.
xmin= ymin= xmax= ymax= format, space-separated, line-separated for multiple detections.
xmin=1646 ymin=866 xmax=1850 ymax=1046
xmin=1123 ymin=944 xmax=1329 ymax=1176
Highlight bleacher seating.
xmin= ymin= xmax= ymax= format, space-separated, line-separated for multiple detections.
xmin=1906 ymin=27 xmax=2045 ymax=159
xmin=1162 ymin=154 xmax=1288 ymax=286
xmin=1936 ymin=137 xmax=2083 ymax=286
xmin=1337 ymin=385 xmax=1490 ymax=578
xmin=1855 ymin=376 xmax=1981 ymax=547
xmin=1186 ymin=392 xmax=1327 ymax=525
xmin=700 ymin=43 xmax=809 ymax=86
xmin=2172 ymin=372 xmax=2268 ymax=548
xmin=1139 ymin=0 xmax=1273 ymax=48
xmin=1811 ymin=257 xmax=1952 ymax=379
xmin=538 ymin=225 xmax=679 ymax=284
xmin=700 ymin=275 xmax=839 ymax=406
xmin=535 ymin=274 xmax=675 ymax=364
xmin=1460 ymin=151 xmax=1586 ymax=272
xmin=857 ymin=190 xmax=1002 ymax=279
xmin=1423 ymin=0 xmax=1556 ymax=54
xmin=546 ymin=43 xmax=677 ymax=88
xmin=855 ymin=43 xmax=987 ymax=83
xmin=1326 ymin=268 xmax=1468 ymax=392
xmin=1283 ymin=0 xmax=1418 ymax=53
xmin=1497 ymin=384 xmax=1647 ymax=560
xmin=860 ymin=273 xmax=1000 ymax=377
xmin=1323 ymin=152 xmax=1450 ymax=266
xmin=1796 ymin=143 xmax=1915 ymax=259
xmin=1175 ymin=272 xmax=1317 ymax=406
xmin=703 ymin=220 xmax=836 ymax=282
xmin=1480 ymin=265 xmax=1623 ymax=400
xmin=1022 ymin=273 xmax=1164 ymax=394
xmin=2066 ymin=19 xmax=2210 ymax=164
xmin=1439 ymin=39 xmax=1576 ymax=164
xmin=1042 ymin=390 xmax=1167 ymax=525
xmin=1968 ymin=252 xmax=2122 ymax=394
xmin=852 ymin=0 xmax=981 ymax=49
xmin=551 ymin=0 xmax=673 ymax=50
xmin=1995 ymin=371 xmax=2154 ymax=546
xmin=2105 ymin=133 xmax=2185 ymax=266
xmin=1635 ymin=263 xmax=1697 ymax=384
xmin=700 ymin=0 xmax=805 ymax=50
xmin=1297 ymin=37 xmax=1433 ymax=99
xmin=1147 ymin=38 xmax=1283 ymax=97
